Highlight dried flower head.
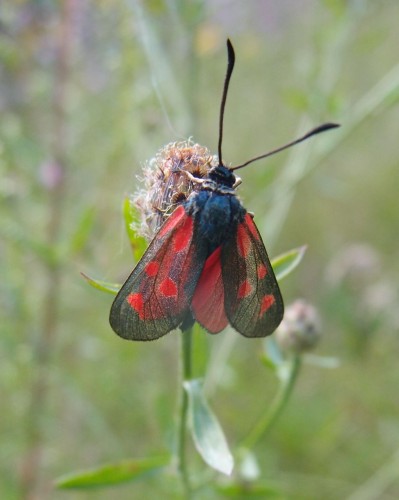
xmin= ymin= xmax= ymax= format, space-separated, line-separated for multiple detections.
xmin=133 ymin=140 xmax=216 ymax=241
xmin=275 ymin=299 xmax=322 ymax=353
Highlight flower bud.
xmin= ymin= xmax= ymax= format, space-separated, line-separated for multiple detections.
xmin=275 ymin=299 xmax=322 ymax=353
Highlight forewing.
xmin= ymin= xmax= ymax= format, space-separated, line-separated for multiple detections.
xmin=110 ymin=206 xmax=207 ymax=340
xmin=223 ymin=213 xmax=284 ymax=337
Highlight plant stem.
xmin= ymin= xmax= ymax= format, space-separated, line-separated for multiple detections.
xmin=177 ymin=326 xmax=193 ymax=497
xmin=241 ymin=354 xmax=301 ymax=450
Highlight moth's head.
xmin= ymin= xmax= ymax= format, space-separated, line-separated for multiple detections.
xmin=208 ymin=164 xmax=236 ymax=188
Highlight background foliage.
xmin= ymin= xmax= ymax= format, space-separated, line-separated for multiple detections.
xmin=1 ymin=1 xmax=399 ymax=498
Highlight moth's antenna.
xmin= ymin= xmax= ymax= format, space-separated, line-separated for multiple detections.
xmin=218 ymin=39 xmax=235 ymax=165
xmin=231 ymin=123 xmax=340 ymax=171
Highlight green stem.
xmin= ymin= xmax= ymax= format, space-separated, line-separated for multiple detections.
xmin=241 ymin=354 xmax=301 ymax=450
xmin=177 ymin=326 xmax=193 ymax=497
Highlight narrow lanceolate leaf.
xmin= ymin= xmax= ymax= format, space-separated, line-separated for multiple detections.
xmin=123 ymin=197 xmax=147 ymax=262
xmin=55 ymin=456 xmax=169 ymax=489
xmin=81 ymin=272 xmax=120 ymax=295
xmin=272 ymin=245 xmax=307 ymax=282
xmin=184 ymin=379 xmax=234 ymax=476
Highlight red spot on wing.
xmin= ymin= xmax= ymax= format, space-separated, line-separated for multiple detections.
xmin=257 ymin=264 xmax=267 ymax=279
xmin=244 ymin=213 xmax=261 ymax=241
xmin=237 ymin=223 xmax=251 ymax=258
xmin=158 ymin=206 xmax=186 ymax=238
xmin=259 ymin=294 xmax=275 ymax=317
xmin=173 ymin=216 xmax=194 ymax=252
xmin=159 ymin=277 xmax=178 ymax=298
xmin=127 ymin=293 xmax=145 ymax=319
xmin=238 ymin=279 xmax=252 ymax=299
xmin=145 ymin=261 xmax=159 ymax=276
xmin=191 ymin=247 xmax=228 ymax=333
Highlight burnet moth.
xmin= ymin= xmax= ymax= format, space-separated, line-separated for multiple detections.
xmin=110 ymin=39 xmax=339 ymax=341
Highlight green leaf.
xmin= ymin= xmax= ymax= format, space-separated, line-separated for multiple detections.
xmin=184 ymin=379 xmax=233 ymax=476
xmin=55 ymin=456 xmax=170 ymax=489
xmin=123 ymin=197 xmax=147 ymax=262
xmin=272 ymin=246 xmax=307 ymax=282
xmin=81 ymin=272 xmax=120 ymax=295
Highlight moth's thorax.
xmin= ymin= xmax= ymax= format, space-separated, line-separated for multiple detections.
xmin=185 ymin=187 xmax=246 ymax=253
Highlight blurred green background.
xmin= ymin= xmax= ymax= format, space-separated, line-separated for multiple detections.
xmin=1 ymin=1 xmax=399 ymax=498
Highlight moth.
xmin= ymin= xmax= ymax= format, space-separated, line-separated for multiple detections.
xmin=110 ymin=40 xmax=338 ymax=340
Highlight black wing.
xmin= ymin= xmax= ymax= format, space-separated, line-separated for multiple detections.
xmin=222 ymin=213 xmax=284 ymax=337
xmin=110 ymin=206 xmax=207 ymax=340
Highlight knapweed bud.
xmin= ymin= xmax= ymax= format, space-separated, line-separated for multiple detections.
xmin=275 ymin=299 xmax=322 ymax=353
xmin=132 ymin=140 xmax=216 ymax=240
